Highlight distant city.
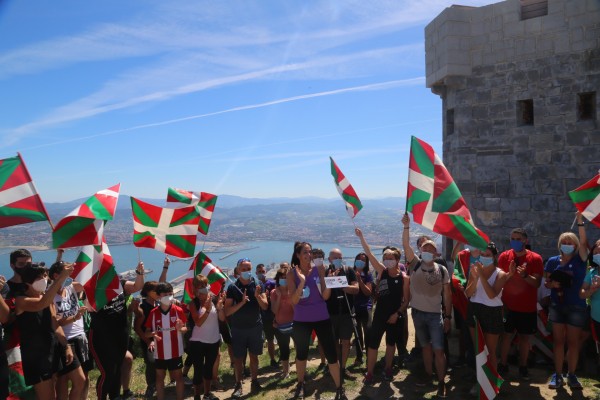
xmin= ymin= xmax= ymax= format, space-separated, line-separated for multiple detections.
xmin=0 ymin=195 xmax=437 ymax=250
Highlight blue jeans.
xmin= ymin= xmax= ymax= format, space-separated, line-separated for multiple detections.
xmin=412 ymin=309 xmax=445 ymax=350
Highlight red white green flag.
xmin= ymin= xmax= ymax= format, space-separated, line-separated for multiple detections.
xmin=131 ymin=197 xmax=199 ymax=258
xmin=52 ymin=184 xmax=121 ymax=248
xmin=330 ymin=157 xmax=363 ymax=218
xmin=407 ymin=136 xmax=489 ymax=249
xmin=181 ymin=251 xmax=227 ymax=303
xmin=569 ymin=171 xmax=600 ymax=228
xmin=166 ymin=188 xmax=218 ymax=235
xmin=72 ymin=239 xmax=122 ymax=311
xmin=475 ymin=316 xmax=503 ymax=400
xmin=0 ymin=153 xmax=50 ymax=229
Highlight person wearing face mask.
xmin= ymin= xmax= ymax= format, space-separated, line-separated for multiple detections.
xmin=133 ymin=280 xmax=160 ymax=399
xmin=351 ymin=252 xmax=373 ymax=366
xmin=580 ymin=241 xmax=600 ymax=365
xmin=255 ymin=263 xmax=278 ymax=369
xmin=224 ymin=258 xmax=269 ymax=399
xmin=270 ymin=266 xmax=295 ymax=378
xmin=310 ymin=248 xmax=329 ymax=371
xmin=402 ymin=213 xmax=452 ymax=398
xmin=543 ymin=212 xmax=589 ymax=390
xmin=188 ymin=274 xmax=226 ymax=400
xmin=15 ymin=263 xmax=74 ymax=400
xmin=49 ymin=261 xmax=89 ymax=400
xmin=144 ymin=282 xmax=188 ymax=400
xmin=355 ymin=228 xmax=410 ymax=385
xmin=326 ymin=248 xmax=359 ymax=377
xmin=464 ymin=243 xmax=514 ymax=379
xmin=497 ymin=228 xmax=543 ymax=380
xmin=0 ymin=275 xmax=9 ymax=400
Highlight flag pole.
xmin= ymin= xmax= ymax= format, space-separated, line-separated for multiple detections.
xmin=569 ymin=215 xmax=577 ymax=230
xmin=17 ymin=152 xmax=54 ymax=230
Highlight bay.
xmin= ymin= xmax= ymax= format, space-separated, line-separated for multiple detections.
xmin=0 ymin=240 xmax=381 ymax=283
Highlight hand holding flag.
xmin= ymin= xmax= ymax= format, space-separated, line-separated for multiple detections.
xmin=569 ymin=170 xmax=600 ymax=228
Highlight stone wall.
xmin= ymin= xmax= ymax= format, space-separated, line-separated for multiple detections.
xmin=426 ymin=0 xmax=600 ymax=258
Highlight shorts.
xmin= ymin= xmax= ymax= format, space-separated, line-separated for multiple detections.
xmin=231 ymin=324 xmax=264 ymax=359
xmin=330 ymin=313 xmax=353 ymax=341
xmin=263 ymin=318 xmax=276 ymax=341
xmin=412 ymin=309 xmax=445 ymax=350
xmin=59 ymin=334 xmax=92 ymax=375
xmin=22 ymin=341 xmax=61 ymax=386
xmin=548 ymin=303 xmax=588 ymax=328
xmin=155 ymin=356 xmax=183 ymax=371
xmin=503 ymin=309 xmax=537 ymax=335
xmin=367 ymin=315 xmax=402 ymax=349
xmin=466 ymin=302 xmax=504 ymax=334
xmin=219 ymin=320 xmax=232 ymax=344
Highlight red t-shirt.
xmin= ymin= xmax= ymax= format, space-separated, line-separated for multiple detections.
xmin=145 ymin=304 xmax=187 ymax=360
xmin=498 ymin=249 xmax=543 ymax=312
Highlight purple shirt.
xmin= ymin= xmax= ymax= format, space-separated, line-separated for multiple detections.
xmin=293 ymin=267 xmax=330 ymax=322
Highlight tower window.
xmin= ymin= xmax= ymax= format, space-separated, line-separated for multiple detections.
xmin=446 ymin=108 xmax=455 ymax=135
xmin=517 ymin=99 xmax=534 ymax=126
xmin=578 ymin=92 xmax=596 ymax=121
xmin=520 ymin=0 xmax=548 ymax=20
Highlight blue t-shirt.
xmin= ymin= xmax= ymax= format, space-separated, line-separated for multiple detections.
xmin=544 ymin=254 xmax=587 ymax=307
xmin=584 ymin=268 xmax=600 ymax=322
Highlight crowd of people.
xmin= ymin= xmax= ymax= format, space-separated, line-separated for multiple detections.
xmin=1 ymin=211 xmax=600 ymax=400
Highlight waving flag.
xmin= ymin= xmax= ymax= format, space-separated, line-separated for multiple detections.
xmin=330 ymin=157 xmax=363 ymax=218
xmin=72 ymin=239 xmax=121 ymax=311
xmin=52 ymin=184 xmax=121 ymax=248
xmin=167 ymin=188 xmax=218 ymax=235
xmin=569 ymin=171 xmax=600 ymax=228
xmin=0 ymin=153 xmax=50 ymax=228
xmin=407 ymin=136 xmax=489 ymax=249
xmin=475 ymin=317 xmax=503 ymax=399
xmin=182 ymin=252 xmax=227 ymax=303
xmin=132 ymin=197 xmax=199 ymax=258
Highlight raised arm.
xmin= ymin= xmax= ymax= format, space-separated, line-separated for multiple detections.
xmin=401 ymin=213 xmax=416 ymax=264
xmin=159 ymin=257 xmax=170 ymax=283
xmin=16 ymin=264 xmax=72 ymax=313
xmin=576 ymin=212 xmax=589 ymax=261
xmin=124 ymin=262 xmax=145 ymax=295
xmin=355 ymin=227 xmax=384 ymax=275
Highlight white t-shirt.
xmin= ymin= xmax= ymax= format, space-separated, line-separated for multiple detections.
xmin=190 ymin=300 xmax=221 ymax=344
xmin=54 ymin=285 xmax=85 ymax=339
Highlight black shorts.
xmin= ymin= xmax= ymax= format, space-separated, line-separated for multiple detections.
xmin=466 ymin=302 xmax=504 ymax=334
xmin=263 ymin=318 xmax=276 ymax=341
xmin=155 ymin=356 xmax=183 ymax=371
xmin=22 ymin=341 xmax=61 ymax=386
xmin=503 ymin=309 xmax=537 ymax=335
xmin=330 ymin=313 xmax=353 ymax=341
xmin=367 ymin=316 xmax=402 ymax=350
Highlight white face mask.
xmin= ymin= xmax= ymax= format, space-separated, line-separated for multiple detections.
xmin=383 ymin=259 xmax=397 ymax=269
xmin=32 ymin=278 xmax=47 ymax=293
xmin=421 ymin=252 xmax=435 ymax=263
xmin=160 ymin=295 xmax=173 ymax=306
xmin=313 ymin=258 xmax=324 ymax=267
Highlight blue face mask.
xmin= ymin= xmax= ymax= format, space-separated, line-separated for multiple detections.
xmin=331 ymin=259 xmax=343 ymax=269
xmin=510 ymin=240 xmax=524 ymax=252
xmin=241 ymin=271 xmax=252 ymax=280
xmin=560 ymin=244 xmax=575 ymax=255
xmin=593 ymin=254 xmax=600 ymax=265
xmin=256 ymin=273 xmax=265 ymax=281
xmin=279 ymin=278 xmax=287 ymax=287
xmin=354 ymin=260 xmax=366 ymax=269
xmin=479 ymin=256 xmax=494 ymax=266
xmin=62 ymin=277 xmax=73 ymax=289
xmin=421 ymin=252 xmax=434 ymax=263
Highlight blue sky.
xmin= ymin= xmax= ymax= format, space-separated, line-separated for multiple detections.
xmin=0 ymin=0 xmax=496 ymax=202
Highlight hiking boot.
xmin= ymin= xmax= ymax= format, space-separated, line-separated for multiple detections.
xmin=519 ymin=366 xmax=530 ymax=381
xmin=437 ymin=381 xmax=447 ymax=398
xmin=203 ymin=392 xmax=219 ymax=400
xmin=567 ymin=373 xmax=583 ymax=390
xmin=497 ymin=363 xmax=508 ymax=377
xmin=293 ymin=382 xmax=306 ymax=400
xmin=334 ymin=387 xmax=348 ymax=400
xmin=363 ymin=372 xmax=375 ymax=385
xmin=383 ymin=368 xmax=394 ymax=381
xmin=251 ymin=379 xmax=263 ymax=392
xmin=232 ymin=382 xmax=243 ymax=399
xmin=549 ymin=373 xmax=564 ymax=389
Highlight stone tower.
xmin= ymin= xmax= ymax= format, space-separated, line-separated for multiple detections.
xmin=426 ymin=0 xmax=600 ymax=257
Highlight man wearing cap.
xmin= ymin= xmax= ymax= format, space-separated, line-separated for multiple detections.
xmin=402 ymin=214 xmax=452 ymax=398
xmin=224 ymin=258 xmax=269 ymax=399
xmin=497 ymin=228 xmax=543 ymax=380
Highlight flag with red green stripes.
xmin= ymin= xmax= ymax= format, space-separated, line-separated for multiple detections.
xmin=475 ymin=316 xmax=503 ymax=400
xmin=0 ymin=153 xmax=50 ymax=229
xmin=132 ymin=197 xmax=199 ymax=258
xmin=72 ymin=239 xmax=122 ymax=311
xmin=182 ymin=251 xmax=227 ymax=303
xmin=166 ymin=188 xmax=218 ymax=235
xmin=569 ymin=171 xmax=600 ymax=228
xmin=52 ymin=184 xmax=120 ymax=248
xmin=407 ymin=136 xmax=489 ymax=249
xmin=330 ymin=157 xmax=362 ymax=218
